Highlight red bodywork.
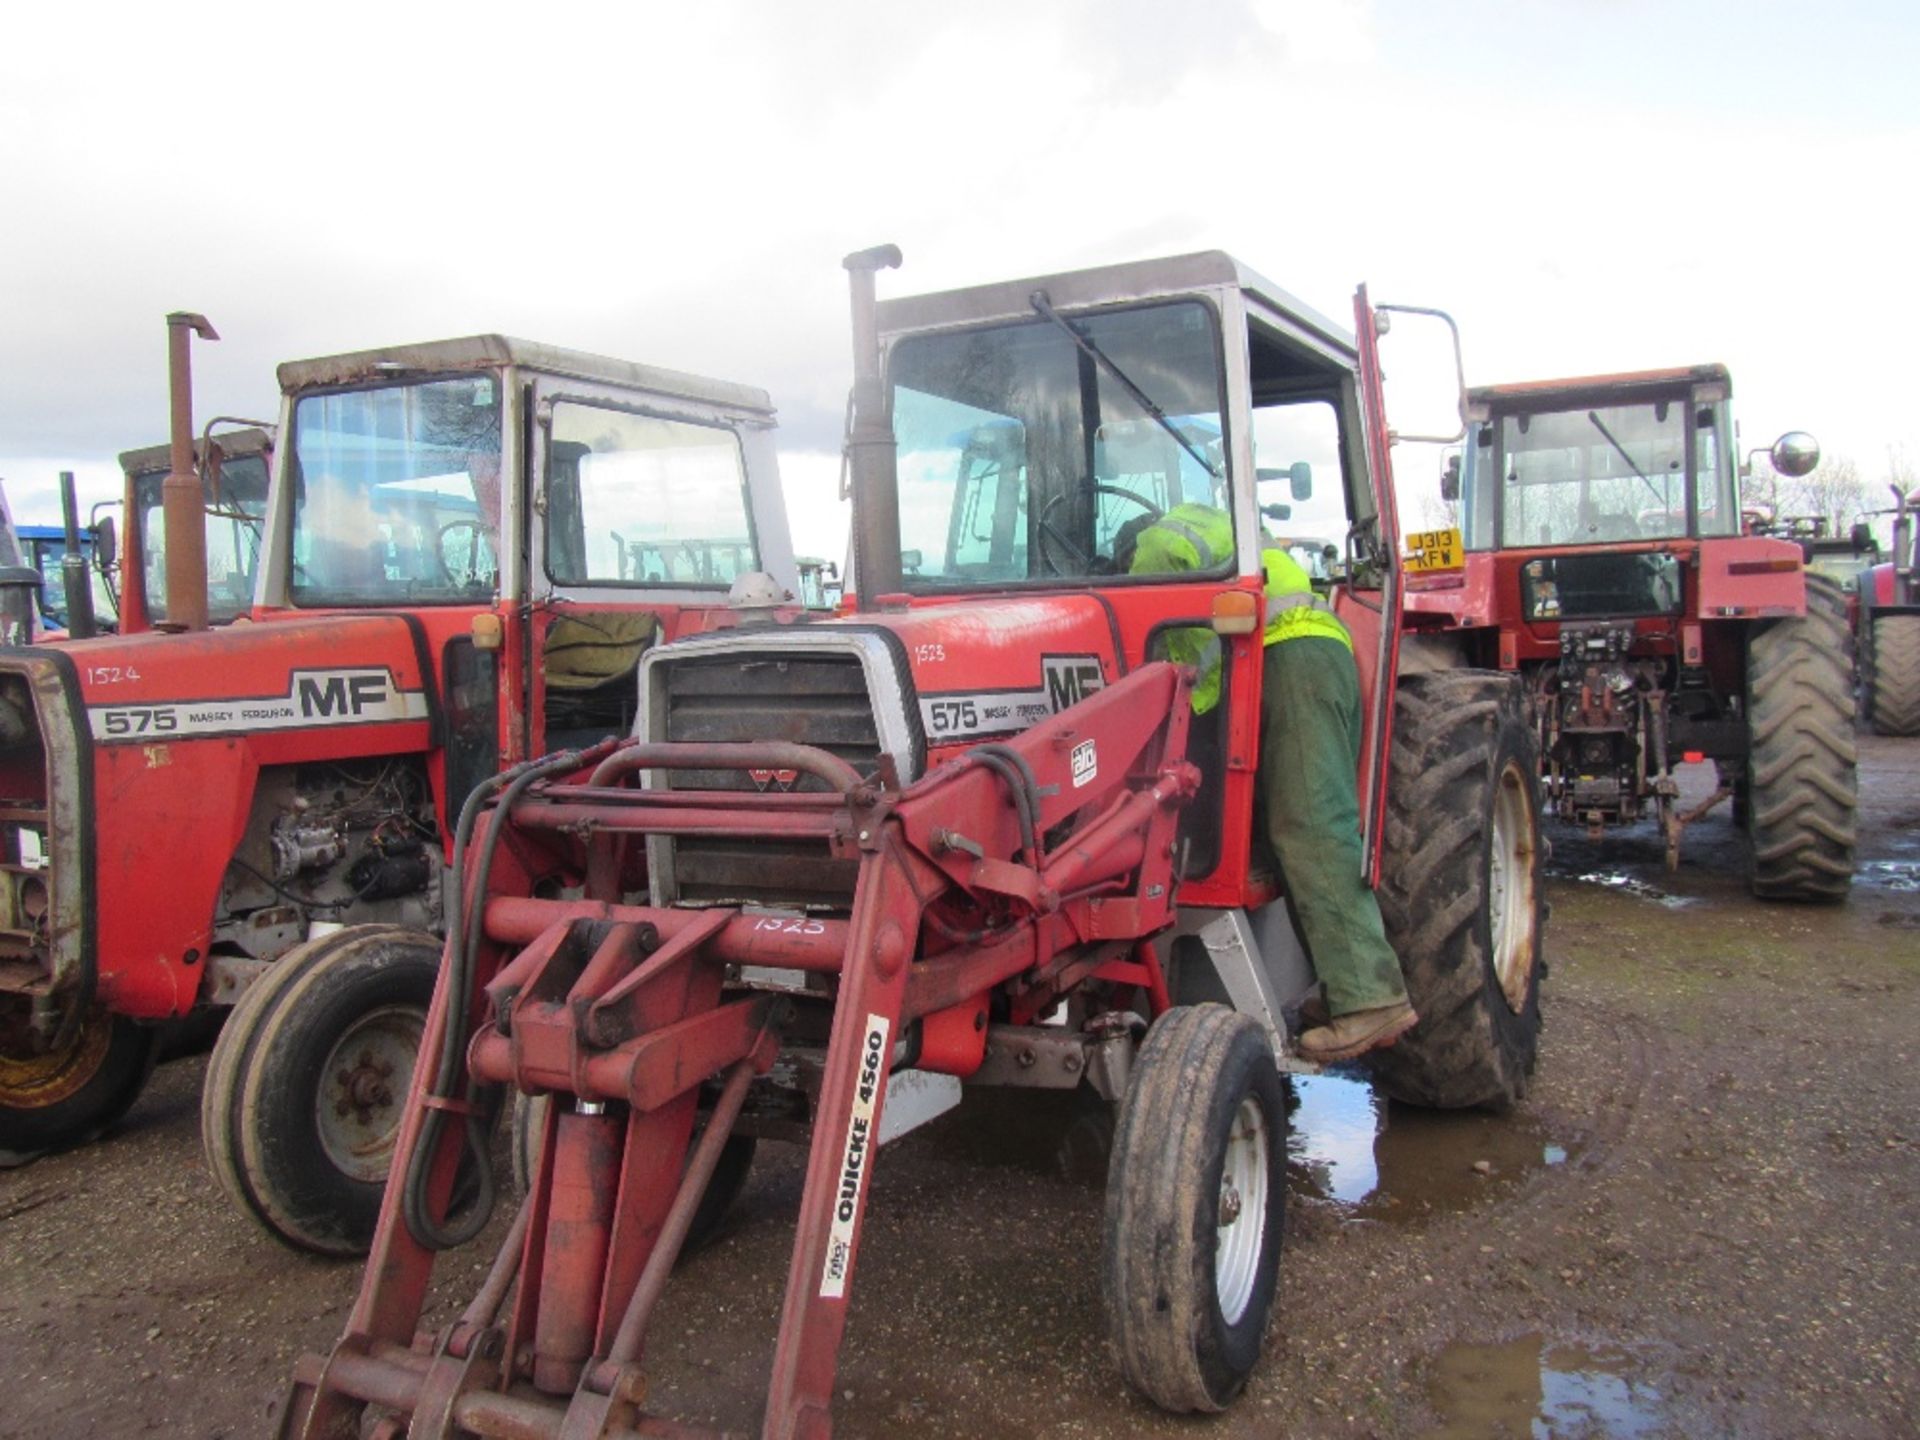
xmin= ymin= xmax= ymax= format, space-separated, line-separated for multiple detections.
xmin=0 ymin=600 xmax=737 ymax=1023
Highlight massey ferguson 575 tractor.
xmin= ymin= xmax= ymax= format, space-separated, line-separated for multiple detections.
xmin=1408 ymin=365 xmax=1855 ymax=899
xmin=276 ymin=248 xmax=1545 ymax=1438
xmin=0 ymin=332 xmax=798 ymax=1233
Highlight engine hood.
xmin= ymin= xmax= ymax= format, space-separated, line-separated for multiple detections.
xmin=45 ymin=612 xmax=439 ymax=745
xmin=825 ymin=596 xmax=1122 ymax=750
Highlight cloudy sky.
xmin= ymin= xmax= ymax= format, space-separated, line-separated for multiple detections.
xmin=3 ymin=0 xmax=1914 ymax=559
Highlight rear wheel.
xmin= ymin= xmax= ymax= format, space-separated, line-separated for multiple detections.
xmin=1372 ymin=670 xmax=1545 ymax=1111
xmin=203 ymin=925 xmax=440 ymax=1255
xmin=1103 ymin=1005 xmax=1285 ymax=1413
xmin=1745 ymin=573 xmax=1857 ymax=900
xmin=1865 ymin=613 xmax=1920 ymax=736
xmin=0 ymin=1004 xmax=158 ymax=1153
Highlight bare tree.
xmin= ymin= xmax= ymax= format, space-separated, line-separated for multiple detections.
xmin=1782 ymin=455 xmax=1868 ymax=532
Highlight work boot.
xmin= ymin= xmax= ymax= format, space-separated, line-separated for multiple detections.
xmin=1297 ymin=1001 xmax=1418 ymax=1062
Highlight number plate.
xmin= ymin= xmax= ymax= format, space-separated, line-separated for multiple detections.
xmin=1405 ymin=527 xmax=1463 ymax=572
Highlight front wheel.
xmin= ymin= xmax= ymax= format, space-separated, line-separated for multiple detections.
xmin=1372 ymin=669 xmax=1545 ymax=1111
xmin=203 ymin=925 xmax=441 ymax=1255
xmin=0 ymin=1004 xmax=158 ymax=1153
xmin=1102 ymin=1005 xmax=1285 ymax=1413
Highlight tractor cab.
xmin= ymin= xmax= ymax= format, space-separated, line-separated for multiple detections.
xmin=117 ymin=427 xmax=274 ymax=632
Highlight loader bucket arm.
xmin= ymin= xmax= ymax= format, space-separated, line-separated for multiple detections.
xmin=280 ymin=662 xmax=1197 ymax=1440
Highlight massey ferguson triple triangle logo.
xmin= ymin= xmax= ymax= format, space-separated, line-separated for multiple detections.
xmin=747 ymin=767 xmax=801 ymax=792
xmin=89 ymin=668 xmax=430 ymax=743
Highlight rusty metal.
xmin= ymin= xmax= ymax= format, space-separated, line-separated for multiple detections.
xmin=843 ymin=246 xmax=903 ymax=609
xmin=162 ymin=312 xmax=217 ymax=631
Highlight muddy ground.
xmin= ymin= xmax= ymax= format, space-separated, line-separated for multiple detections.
xmin=2 ymin=737 xmax=1916 ymax=1439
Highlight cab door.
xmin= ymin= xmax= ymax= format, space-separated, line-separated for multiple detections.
xmin=1350 ymin=285 xmax=1404 ymax=885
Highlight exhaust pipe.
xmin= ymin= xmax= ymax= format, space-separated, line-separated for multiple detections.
xmin=58 ymin=471 xmax=97 ymax=640
xmin=843 ymin=245 xmax=903 ymax=611
xmin=163 ymin=312 xmax=218 ymax=632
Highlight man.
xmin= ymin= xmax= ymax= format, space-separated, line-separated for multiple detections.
xmin=1130 ymin=502 xmax=1416 ymax=1061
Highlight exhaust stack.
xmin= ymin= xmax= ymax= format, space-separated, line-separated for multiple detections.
xmin=843 ymin=245 xmax=902 ymax=611
xmin=163 ymin=312 xmax=217 ymax=632
xmin=58 ymin=471 xmax=97 ymax=639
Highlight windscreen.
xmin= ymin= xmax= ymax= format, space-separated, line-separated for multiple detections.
xmin=889 ymin=301 xmax=1229 ymax=587
xmin=1500 ymin=401 xmax=1688 ymax=547
xmin=289 ymin=376 xmax=502 ymax=606
xmin=135 ymin=453 xmax=269 ymax=622
xmin=543 ymin=402 xmax=756 ymax=587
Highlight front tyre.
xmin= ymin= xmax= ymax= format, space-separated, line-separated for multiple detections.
xmin=1745 ymin=573 xmax=1857 ymax=900
xmin=1102 ymin=1005 xmax=1285 ymax=1413
xmin=0 ymin=1005 xmax=158 ymax=1153
xmin=202 ymin=925 xmax=441 ymax=1255
xmin=1372 ymin=670 xmax=1545 ymax=1111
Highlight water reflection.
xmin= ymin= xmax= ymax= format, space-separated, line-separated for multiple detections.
xmin=1428 ymin=1333 xmax=1671 ymax=1438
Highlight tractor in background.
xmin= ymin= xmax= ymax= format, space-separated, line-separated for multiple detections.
xmin=1409 ymin=365 xmax=1855 ymax=899
xmin=1857 ymin=484 xmax=1919 ymax=734
xmin=276 ymin=247 xmax=1545 ymax=1438
xmin=0 ymin=327 xmax=798 ymax=1264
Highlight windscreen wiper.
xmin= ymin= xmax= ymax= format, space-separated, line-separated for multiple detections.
xmin=1029 ymin=290 xmax=1220 ymax=481
xmin=1587 ymin=410 xmax=1667 ymax=505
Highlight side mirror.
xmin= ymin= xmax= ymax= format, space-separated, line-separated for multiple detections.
xmin=1288 ymin=461 xmax=1312 ymax=502
xmin=899 ymin=549 xmax=923 ymax=573
xmin=1261 ymin=502 xmax=1292 ymax=522
xmin=1440 ymin=453 xmax=1462 ymax=503
xmin=1771 ymin=431 xmax=1820 ymax=479
xmin=93 ymin=516 xmax=118 ymax=573
xmin=1850 ymin=521 xmax=1874 ymax=552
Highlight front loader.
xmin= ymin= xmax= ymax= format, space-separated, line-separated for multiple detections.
xmin=278 ymin=247 xmax=1545 ymax=1437
xmin=0 ymin=328 xmax=798 ymax=1256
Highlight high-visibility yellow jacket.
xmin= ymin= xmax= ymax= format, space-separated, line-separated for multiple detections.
xmin=1130 ymin=502 xmax=1348 ymax=713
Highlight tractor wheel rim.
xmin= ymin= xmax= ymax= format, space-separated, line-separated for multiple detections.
xmin=1215 ymin=1095 xmax=1269 ymax=1325
xmin=0 ymin=1006 xmax=113 ymax=1110
xmin=316 ymin=1004 xmax=424 ymax=1183
xmin=1489 ymin=758 xmax=1539 ymax=1014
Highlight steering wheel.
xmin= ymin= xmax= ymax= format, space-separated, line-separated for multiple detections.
xmin=1035 ymin=484 xmax=1164 ymax=575
xmin=436 ymin=521 xmax=492 ymax=587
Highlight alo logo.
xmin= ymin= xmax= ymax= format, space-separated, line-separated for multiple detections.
xmin=1043 ymin=655 xmax=1105 ymax=712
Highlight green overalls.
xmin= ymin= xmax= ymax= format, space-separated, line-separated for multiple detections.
xmin=1132 ymin=504 xmax=1407 ymax=1017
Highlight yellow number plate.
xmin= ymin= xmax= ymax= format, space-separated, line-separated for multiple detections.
xmin=1405 ymin=527 xmax=1463 ymax=572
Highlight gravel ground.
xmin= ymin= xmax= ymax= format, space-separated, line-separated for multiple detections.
xmin=1 ymin=737 xmax=1915 ymax=1440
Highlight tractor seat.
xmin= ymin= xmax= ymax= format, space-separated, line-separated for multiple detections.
xmin=542 ymin=610 xmax=659 ymax=749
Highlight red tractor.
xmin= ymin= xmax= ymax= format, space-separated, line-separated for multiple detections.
xmin=0 ymin=327 xmax=799 ymax=1250
xmin=1857 ymin=485 xmax=1920 ymax=735
xmin=276 ymin=247 xmax=1546 ymax=1438
xmin=1409 ymin=365 xmax=1855 ymax=898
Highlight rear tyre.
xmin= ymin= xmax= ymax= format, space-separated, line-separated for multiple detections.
xmin=203 ymin=925 xmax=440 ymax=1255
xmin=1745 ymin=573 xmax=1857 ymax=900
xmin=1103 ymin=1005 xmax=1285 ymax=1413
xmin=0 ymin=1005 xmax=158 ymax=1153
xmin=510 ymin=1090 xmax=756 ymax=1251
xmin=1865 ymin=613 xmax=1920 ymax=736
xmin=1371 ymin=670 xmax=1545 ymax=1111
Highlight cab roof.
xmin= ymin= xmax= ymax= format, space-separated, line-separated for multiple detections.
xmin=875 ymin=250 xmax=1358 ymax=361
xmin=1469 ymin=363 xmax=1731 ymax=414
xmin=275 ymin=335 xmax=775 ymax=418
xmin=117 ymin=425 xmax=274 ymax=478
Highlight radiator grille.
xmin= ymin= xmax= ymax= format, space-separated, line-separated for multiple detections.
xmin=658 ymin=652 xmax=876 ymax=906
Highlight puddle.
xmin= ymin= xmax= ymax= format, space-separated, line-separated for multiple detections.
xmin=1428 ymin=1334 xmax=1672 ymax=1438
xmin=1288 ymin=1071 xmax=1572 ymax=1220
xmin=1857 ymin=860 xmax=1920 ymax=893
xmin=1547 ymin=867 xmax=1697 ymax=908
